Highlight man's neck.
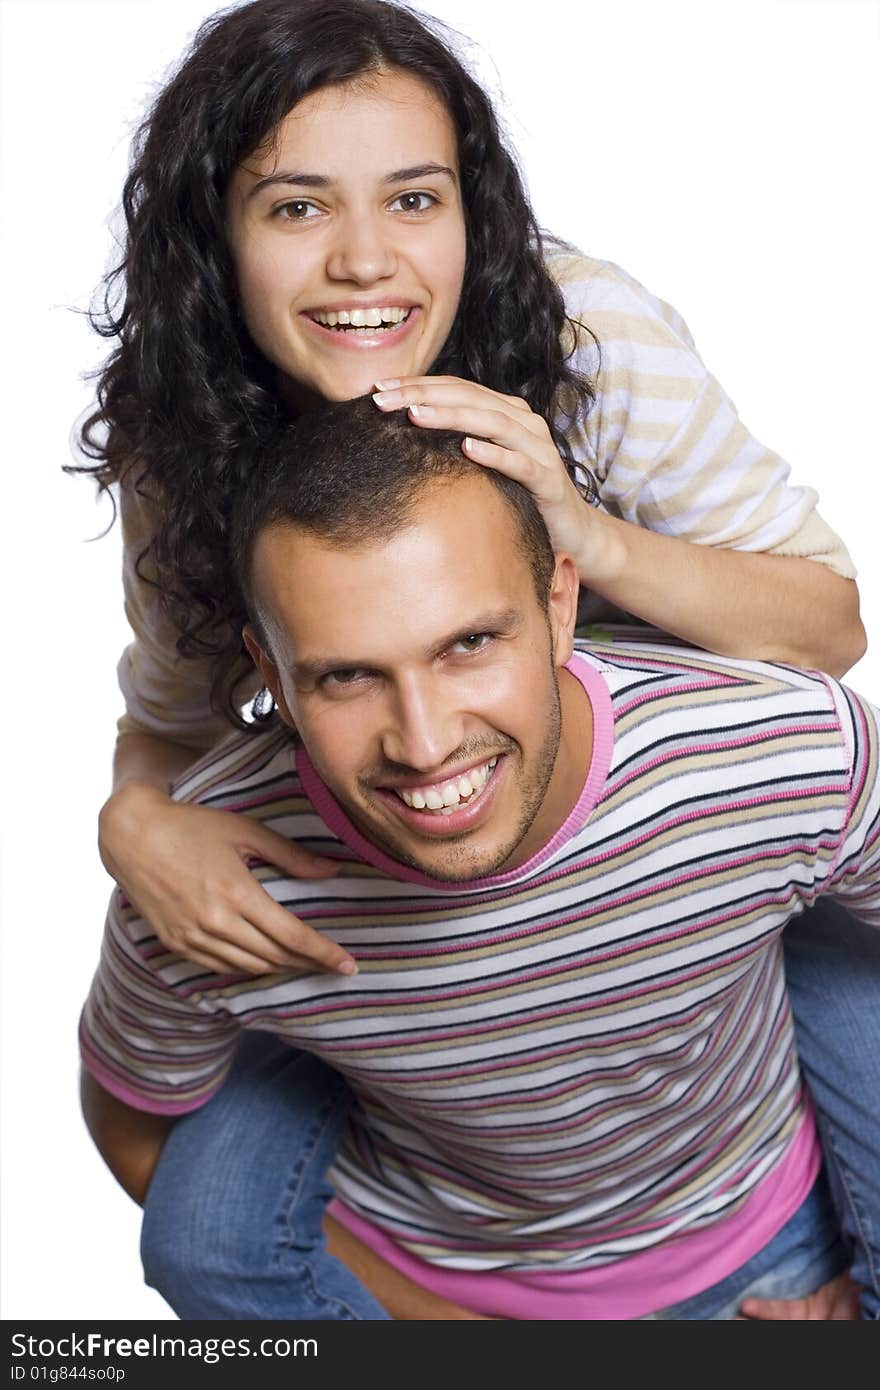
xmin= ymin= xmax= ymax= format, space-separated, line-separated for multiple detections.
xmin=499 ymin=660 xmax=594 ymax=871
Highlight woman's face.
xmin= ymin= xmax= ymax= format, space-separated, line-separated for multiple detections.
xmin=226 ymin=69 xmax=467 ymax=406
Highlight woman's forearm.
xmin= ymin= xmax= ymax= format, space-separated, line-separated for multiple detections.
xmin=100 ymin=733 xmax=205 ymax=873
xmin=111 ymin=732 xmax=203 ymax=796
xmin=579 ymin=510 xmax=866 ymax=678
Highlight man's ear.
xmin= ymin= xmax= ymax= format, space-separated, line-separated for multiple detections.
xmin=243 ymin=624 xmax=295 ymax=726
xmin=547 ymin=554 xmax=580 ymax=667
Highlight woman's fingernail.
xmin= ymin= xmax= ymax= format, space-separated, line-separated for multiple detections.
xmin=374 ymin=378 xmax=400 ymax=390
xmin=372 ymin=390 xmax=404 ymax=407
xmin=337 ymin=959 xmax=359 ymax=976
xmin=463 ymin=435 xmax=486 ymax=453
xmin=410 ymin=403 xmax=434 ymax=419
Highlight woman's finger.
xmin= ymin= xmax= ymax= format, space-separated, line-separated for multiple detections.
xmin=459 ymin=435 xmax=541 ymax=488
xmin=375 ymin=374 xmax=533 ymax=411
xmin=390 ymin=401 xmax=550 ymax=464
xmin=183 ymin=901 xmax=355 ymax=976
xmin=172 ymin=922 xmax=291 ymax=978
xmin=240 ymin=820 xmax=338 ymax=878
xmin=373 ymin=379 xmax=539 ymax=429
xmin=232 ymin=880 xmax=357 ymax=975
xmin=173 ymin=935 xmax=285 ymax=976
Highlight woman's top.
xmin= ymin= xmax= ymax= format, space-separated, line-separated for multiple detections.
xmin=112 ymin=250 xmax=856 ymax=752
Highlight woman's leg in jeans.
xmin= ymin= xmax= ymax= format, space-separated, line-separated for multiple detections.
xmin=140 ymin=1032 xmax=389 ymax=1320
xmin=783 ymin=899 xmax=880 ymax=1317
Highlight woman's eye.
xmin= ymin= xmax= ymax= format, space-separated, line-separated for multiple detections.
xmin=451 ymin=633 xmax=492 ymax=655
xmin=275 ymin=199 xmax=321 ymax=222
xmin=389 ymin=190 xmax=436 ymax=214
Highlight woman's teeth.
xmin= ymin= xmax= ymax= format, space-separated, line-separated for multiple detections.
xmin=311 ymin=307 xmax=411 ymax=332
xmin=395 ymin=758 xmax=498 ymax=815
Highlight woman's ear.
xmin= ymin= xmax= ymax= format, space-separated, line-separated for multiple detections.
xmin=547 ymin=554 xmax=580 ymax=667
xmin=243 ymin=624 xmax=295 ymax=725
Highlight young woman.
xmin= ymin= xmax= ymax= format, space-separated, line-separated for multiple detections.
xmin=75 ymin=0 xmax=878 ymax=1317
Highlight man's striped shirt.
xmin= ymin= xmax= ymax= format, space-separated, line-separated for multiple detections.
xmin=81 ymin=638 xmax=880 ymax=1316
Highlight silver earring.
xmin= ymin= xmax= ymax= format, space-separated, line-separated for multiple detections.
xmin=251 ymin=686 xmax=276 ymax=721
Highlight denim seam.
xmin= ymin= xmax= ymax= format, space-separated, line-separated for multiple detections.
xmin=271 ymin=1084 xmax=368 ymax=1319
xmin=820 ymin=1119 xmax=880 ymax=1302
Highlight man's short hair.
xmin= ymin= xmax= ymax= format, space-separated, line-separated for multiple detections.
xmin=232 ymin=396 xmax=556 ymax=629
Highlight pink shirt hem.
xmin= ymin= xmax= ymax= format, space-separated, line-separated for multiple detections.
xmin=329 ymin=1112 xmax=821 ymax=1320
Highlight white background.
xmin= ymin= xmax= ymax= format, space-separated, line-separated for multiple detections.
xmin=1 ymin=0 xmax=878 ymax=1320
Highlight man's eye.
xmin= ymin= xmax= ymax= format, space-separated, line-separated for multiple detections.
xmin=389 ymin=190 xmax=437 ymax=214
xmin=321 ymin=669 xmax=368 ymax=689
xmin=451 ymin=634 xmax=492 ymax=655
xmin=275 ymin=199 xmax=321 ymax=221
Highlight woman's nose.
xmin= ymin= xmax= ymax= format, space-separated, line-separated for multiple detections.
xmin=325 ymin=212 xmax=398 ymax=286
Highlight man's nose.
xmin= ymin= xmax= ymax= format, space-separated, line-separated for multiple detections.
xmin=325 ymin=209 xmax=398 ymax=286
xmin=381 ymin=673 xmax=465 ymax=774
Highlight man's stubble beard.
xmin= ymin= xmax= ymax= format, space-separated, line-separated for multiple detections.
xmin=368 ymin=673 xmax=564 ymax=883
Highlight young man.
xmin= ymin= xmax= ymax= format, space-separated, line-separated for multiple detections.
xmin=81 ymin=400 xmax=876 ymax=1319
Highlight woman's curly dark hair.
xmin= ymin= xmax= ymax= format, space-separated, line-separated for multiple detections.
xmin=69 ymin=0 xmax=596 ymax=728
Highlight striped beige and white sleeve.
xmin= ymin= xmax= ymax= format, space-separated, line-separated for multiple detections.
xmin=550 ymin=252 xmax=856 ymax=579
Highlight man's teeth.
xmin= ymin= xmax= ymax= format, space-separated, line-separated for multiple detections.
xmin=396 ymin=759 xmax=498 ymax=814
xmin=311 ymin=307 xmax=411 ymax=330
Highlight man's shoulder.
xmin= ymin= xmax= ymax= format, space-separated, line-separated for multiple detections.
xmin=170 ymin=723 xmax=307 ymax=819
xmin=572 ymin=631 xmax=840 ymax=712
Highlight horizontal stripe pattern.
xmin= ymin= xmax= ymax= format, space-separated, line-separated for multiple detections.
xmin=80 ymin=638 xmax=880 ymax=1273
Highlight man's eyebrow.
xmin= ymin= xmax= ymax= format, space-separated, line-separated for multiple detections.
xmin=247 ymin=163 xmax=457 ymax=200
xmin=291 ymin=609 xmax=522 ymax=682
xmin=291 ymin=655 xmax=361 ymax=682
xmin=427 ymin=608 xmax=521 ymax=660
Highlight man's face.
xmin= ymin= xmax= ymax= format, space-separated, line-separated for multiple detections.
xmin=248 ymin=476 xmax=582 ymax=881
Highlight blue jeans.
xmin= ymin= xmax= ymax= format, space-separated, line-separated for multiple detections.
xmin=783 ymin=900 xmax=880 ymax=1316
xmin=142 ymin=1042 xmax=390 ymax=1319
xmin=141 ymin=900 xmax=880 ymax=1320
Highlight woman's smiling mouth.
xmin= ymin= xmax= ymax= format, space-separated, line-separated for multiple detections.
xmin=303 ymin=305 xmax=420 ymax=347
xmin=309 ymin=305 xmax=412 ymax=330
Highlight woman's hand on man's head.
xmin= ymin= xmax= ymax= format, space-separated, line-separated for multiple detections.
xmin=371 ymin=376 xmax=604 ymax=581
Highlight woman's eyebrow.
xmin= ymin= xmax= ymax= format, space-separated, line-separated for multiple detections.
xmin=247 ymin=163 xmax=457 ymax=199
xmin=248 ymin=171 xmax=332 ymax=198
xmin=383 ymin=163 xmax=457 ymax=185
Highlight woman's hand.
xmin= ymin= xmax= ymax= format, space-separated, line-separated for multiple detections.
xmin=372 ymin=376 xmax=601 ymax=576
xmin=371 ymin=375 xmax=865 ymax=677
xmin=738 ymin=1271 xmax=860 ymax=1320
xmin=99 ymin=784 xmax=355 ymax=977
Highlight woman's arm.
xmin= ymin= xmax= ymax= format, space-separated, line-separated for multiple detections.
xmin=108 ymin=730 xmax=202 ymax=797
xmin=99 ymin=732 xmax=356 ymax=976
xmin=578 ymin=507 xmax=865 ymax=677
xmin=372 ymin=379 xmax=866 ymax=677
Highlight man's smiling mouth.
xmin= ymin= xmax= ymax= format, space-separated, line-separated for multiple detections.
xmin=390 ymin=757 xmax=498 ymax=816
